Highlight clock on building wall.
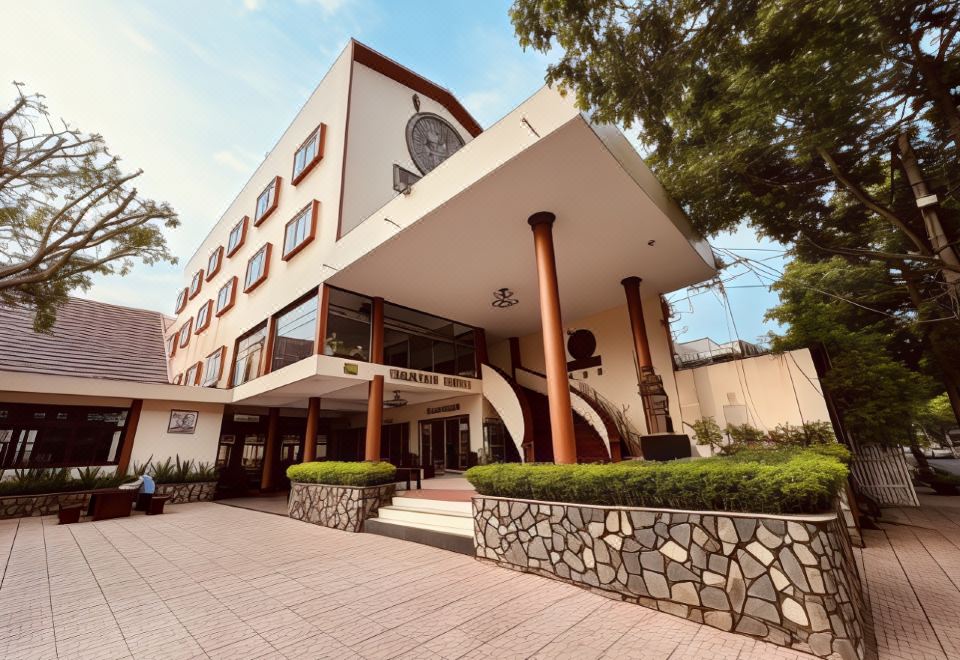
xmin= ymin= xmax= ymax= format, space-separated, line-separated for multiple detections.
xmin=405 ymin=112 xmax=465 ymax=175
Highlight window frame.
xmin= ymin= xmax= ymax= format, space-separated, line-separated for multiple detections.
xmin=206 ymin=246 xmax=224 ymax=281
xmin=253 ymin=176 xmax=281 ymax=226
xmin=184 ymin=361 xmax=202 ymax=386
xmin=215 ymin=276 xmax=238 ymax=317
xmin=291 ymin=124 xmax=326 ymax=185
xmin=226 ymin=216 xmax=248 ymax=257
xmin=178 ymin=318 xmax=193 ymax=348
xmin=202 ymin=346 xmax=226 ymax=387
xmin=244 ymin=243 xmax=272 ymax=293
xmin=173 ymin=373 xmax=183 ymax=385
xmin=282 ymin=200 xmax=319 ymax=261
xmin=166 ymin=335 xmax=177 ymax=359
xmin=230 ymin=322 xmax=268 ymax=387
xmin=194 ymin=299 xmax=213 ymax=335
xmin=188 ymin=269 xmax=204 ymax=300
xmin=174 ymin=287 xmax=188 ymax=314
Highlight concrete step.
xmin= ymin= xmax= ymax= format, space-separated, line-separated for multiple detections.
xmin=364 ymin=518 xmax=475 ymax=555
xmin=389 ymin=496 xmax=472 ymax=515
xmin=376 ymin=505 xmax=474 ymax=533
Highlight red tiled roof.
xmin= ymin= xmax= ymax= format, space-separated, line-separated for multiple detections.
xmin=0 ymin=297 xmax=170 ymax=384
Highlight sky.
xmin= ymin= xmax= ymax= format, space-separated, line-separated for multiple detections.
xmin=0 ymin=0 xmax=785 ymax=345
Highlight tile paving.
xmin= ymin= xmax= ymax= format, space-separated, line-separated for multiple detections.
xmin=0 ymin=502 xmax=815 ymax=660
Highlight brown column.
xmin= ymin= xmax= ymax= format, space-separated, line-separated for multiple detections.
xmin=303 ymin=397 xmax=321 ymax=462
xmin=528 ymin=212 xmax=577 ymax=464
xmin=621 ymin=277 xmax=653 ymax=370
xmin=474 ymin=328 xmax=489 ymax=372
xmin=370 ymin=296 xmax=385 ymax=363
xmin=115 ymin=399 xmax=143 ymax=475
xmin=508 ymin=337 xmax=522 ymax=377
xmin=260 ymin=407 xmax=280 ymax=490
xmin=364 ymin=375 xmax=384 ymax=461
xmin=314 ymin=285 xmax=330 ymax=355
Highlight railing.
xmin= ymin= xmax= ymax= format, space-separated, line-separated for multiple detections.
xmin=572 ymin=380 xmax=645 ymax=459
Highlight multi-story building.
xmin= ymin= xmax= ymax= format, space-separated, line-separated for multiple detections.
xmin=0 ymin=40 xmax=832 ymax=488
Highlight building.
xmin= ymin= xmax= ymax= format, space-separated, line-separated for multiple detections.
xmin=0 ymin=40 xmax=829 ymax=489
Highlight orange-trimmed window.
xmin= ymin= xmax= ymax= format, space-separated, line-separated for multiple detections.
xmin=206 ymin=246 xmax=223 ymax=281
xmin=178 ymin=318 xmax=193 ymax=348
xmin=215 ymin=276 xmax=237 ymax=317
xmin=292 ymin=124 xmax=326 ymax=185
xmin=195 ymin=299 xmax=213 ymax=334
xmin=283 ymin=201 xmax=318 ymax=261
xmin=253 ymin=176 xmax=281 ymax=226
xmin=227 ymin=216 xmax=248 ymax=257
xmin=184 ymin=361 xmax=202 ymax=386
xmin=189 ymin=269 xmax=204 ymax=299
xmin=244 ymin=243 xmax=271 ymax=293
xmin=166 ymin=334 xmax=177 ymax=359
xmin=173 ymin=373 xmax=183 ymax=385
xmin=174 ymin=287 xmax=187 ymax=314
xmin=202 ymin=346 xmax=226 ymax=387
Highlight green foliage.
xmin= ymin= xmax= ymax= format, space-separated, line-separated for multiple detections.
xmin=690 ymin=417 xmax=724 ymax=452
xmin=466 ymin=449 xmax=849 ymax=514
xmin=286 ymin=461 xmax=396 ymax=487
xmin=149 ymin=458 xmax=176 ymax=484
xmin=0 ymin=467 xmax=130 ymax=496
xmin=146 ymin=455 xmax=218 ymax=484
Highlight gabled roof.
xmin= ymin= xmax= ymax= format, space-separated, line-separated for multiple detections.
xmin=0 ymin=297 xmax=170 ymax=384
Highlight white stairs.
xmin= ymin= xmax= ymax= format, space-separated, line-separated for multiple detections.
xmin=365 ymin=496 xmax=475 ymax=554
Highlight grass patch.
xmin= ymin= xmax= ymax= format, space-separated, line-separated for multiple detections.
xmin=465 ymin=447 xmax=848 ymax=515
xmin=286 ymin=461 xmax=396 ymax=487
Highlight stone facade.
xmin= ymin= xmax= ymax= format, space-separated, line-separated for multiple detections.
xmin=155 ymin=481 xmax=217 ymax=504
xmin=474 ymin=496 xmax=873 ymax=660
xmin=288 ymin=482 xmax=395 ymax=532
xmin=0 ymin=491 xmax=93 ymax=520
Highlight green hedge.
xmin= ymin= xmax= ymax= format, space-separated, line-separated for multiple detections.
xmin=465 ymin=448 xmax=849 ymax=514
xmin=286 ymin=461 xmax=396 ymax=487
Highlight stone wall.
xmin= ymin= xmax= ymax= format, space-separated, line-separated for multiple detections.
xmin=288 ymin=482 xmax=395 ymax=532
xmin=0 ymin=491 xmax=93 ymax=520
xmin=474 ymin=497 xmax=873 ymax=660
xmin=155 ymin=481 xmax=217 ymax=504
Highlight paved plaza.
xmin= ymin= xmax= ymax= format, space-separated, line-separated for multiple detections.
xmin=0 ymin=503 xmax=813 ymax=660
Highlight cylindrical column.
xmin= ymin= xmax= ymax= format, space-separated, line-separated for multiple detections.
xmin=528 ymin=212 xmax=577 ymax=464
xmin=370 ymin=297 xmax=385 ymax=364
xmin=364 ymin=375 xmax=384 ymax=461
xmin=116 ymin=399 xmax=143 ymax=475
xmin=260 ymin=407 xmax=280 ymax=490
xmin=621 ymin=277 xmax=653 ymax=370
xmin=303 ymin=397 xmax=321 ymax=463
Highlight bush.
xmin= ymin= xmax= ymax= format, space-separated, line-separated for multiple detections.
xmin=147 ymin=455 xmax=219 ymax=484
xmin=465 ymin=448 xmax=849 ymax=514
xmin=286 ymin=461 xmax=396 ymax=487
xmin=0 ymin=467 xmax=131 ymax=497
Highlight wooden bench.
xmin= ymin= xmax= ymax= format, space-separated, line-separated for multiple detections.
xmin=57 ymin=504 xmax=83 ymax=525
xmin=146 ymin=495 xmax=171 ymax=515
xmin=395 ymin=467 xmax=422 ymax=491
xmin=88 ymin=490 xmax=136 ymax=521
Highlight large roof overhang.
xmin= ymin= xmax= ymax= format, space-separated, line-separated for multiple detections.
xmin=328 ymin=87 xmax=716 ymax=341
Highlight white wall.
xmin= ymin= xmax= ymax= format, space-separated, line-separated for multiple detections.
xmin=129 ymin=400 xmax=224 ymax=468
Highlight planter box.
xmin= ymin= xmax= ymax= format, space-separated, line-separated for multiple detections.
xmin=474 ymin=496 xmax=872 ymax=660
xmin=288 ymin=482 xmax=395 ymax=532
xmin=0 ymin=490 xmax=95 ymax=520
xmin=155 ymin=481 xmax=217 ymax=504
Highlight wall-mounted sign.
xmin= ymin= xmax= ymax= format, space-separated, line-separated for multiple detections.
xmin=168 ymin=409 xmax=198 ymax=434
xmin=427 ymin=403 xmax=460 ymax=415
xmin=442 ymin=377 xmax=472 ymax=390
xmin=567 ymin=329 xmax=602 ymax=371
xmin=343 ymin=363 xmax=359 ymax=375
xmin=233 ymin=414 xmax=259 ymax=423
xmin=390 ymin=368 xmax=439 ymax=385
xmin=406 ymin=112 xmax=465 ymax=174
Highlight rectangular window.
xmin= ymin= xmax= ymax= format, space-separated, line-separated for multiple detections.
xmin=227 ymin=216 xmax=248 ymax=257
xmin=232 ymin=323 xmax=267 ymax=386
xmin=189 ymin=269 xmax=204 ymax=299
xmin=216 ymin=276 xmax=237 ymax=316
xmin=202 ymin=347 xmax=226 ymax=387
xmin=254 ymin=177 xmax=281 ymax=225
xmin=271 ymin=294 xmax=318 ymax=372
xmin=184 ymin=361 xmax=202 ymax=386
xmin=195 ymin=300 xmax=213 ymax=334
xmin=383 ymin=303 xmax=477 ymax=377
xmin=174 ymin=287 xmax=187 ymax=313
xmin=244 ymin=244 xmax=271 ymax=293
xmin=206 ymin=246 xmax=223 ymax=280
xmin=324 ymin=288 xmax=372 ymax=361
xmin=166 ymin=335 xmax=177 ymax=358
xmin=178 ymin=318 xmax=193 ymax=348
xmin=282 ymin=201 xmax=318 ymax=261
xmin=292 ymin=124 xmax=326 ymax=184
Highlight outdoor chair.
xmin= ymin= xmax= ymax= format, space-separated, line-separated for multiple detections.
xmin=145 ymin=495 xmax=171 ymax=515
xmin=58 ymin=503 xmax=84 ymax=525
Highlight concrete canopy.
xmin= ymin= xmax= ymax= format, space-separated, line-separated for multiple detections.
xmin=328 ymin=87 xmax=716 ymax=341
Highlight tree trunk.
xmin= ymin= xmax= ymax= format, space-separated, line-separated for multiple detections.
xmin=909 ymin=435 xmax=934 ymax=479
xmin=910 ymin=36 xmax=960 ymax=152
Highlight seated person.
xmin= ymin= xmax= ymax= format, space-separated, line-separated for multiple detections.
xmin=140 ymin=474 xmax=156 ymax=496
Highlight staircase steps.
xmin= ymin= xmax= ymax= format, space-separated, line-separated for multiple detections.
xmin=364 ymin=496 xmax=475 ymax=555
xmin=520 ymin=386 xmax=610 ymax=463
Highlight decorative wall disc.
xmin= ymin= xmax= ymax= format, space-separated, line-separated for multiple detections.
xmin=406 ymin=112 xmax=465 ymax=175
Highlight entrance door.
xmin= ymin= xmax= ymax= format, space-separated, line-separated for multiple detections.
xmin=419 ymin=415 xmax=470 ymax=473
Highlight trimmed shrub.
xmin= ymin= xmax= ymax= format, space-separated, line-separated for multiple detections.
xmin=0 ymin=467 xmax=131 ymax=497
xmin=286 ymin=461 xmax=396 ymax=487
xmin=465 ymin=448 xmax=848 ymax=514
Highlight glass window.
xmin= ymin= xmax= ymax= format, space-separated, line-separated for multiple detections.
xmin=244 ymin=244 xmax=270 ymax=291
xmin=178 ymin=318 xmax=193 ymax=348
xmin=233 ymin=323 xmax=267 ymax=386
xmin=216 ymin=277 xmax=236 ymax=315
xmin=293 ymin=126 xmax=322 ymax=182
xmin=189 ymin=270 xmax=203 ymax=298
xmin=174 ymin=288 xmax=187 ymax=313
xmin=203 ymin=347 xmax=224 ymax=387
xmin=383 ymin=303 xmax=477 ymax=377
xmin=195 ymin=300 xmax=212 ymax=333
xmin=184 ymin=362 xmax=201 ymax=386
xmin=207 ymin=246 xmax=223 ymax=278
xmin=227 ymin=217 xmax=247 ymax=255
xmin=255 ymin=178 xmax=278 ymax=224
xmin=283 ymin=203 xmax=314 ymax=258
xmin=324 ymin=289 xmax=371 ymax=360
xmin=166 ymin=335 xmax=176 ymax=358
xmin=271 ymin=295 xmax=318 ymax=372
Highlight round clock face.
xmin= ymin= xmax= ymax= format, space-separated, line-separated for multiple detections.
xmin=405 ymin=112 xmax=465 ymax=175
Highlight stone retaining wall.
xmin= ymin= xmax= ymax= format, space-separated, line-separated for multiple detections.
xmin=155 ymin=481 xmax=217 ymax=504
xmin=0 ymin=491 xmax=93 ymax=519
xmin=474 ymin=497 xmax=873 ymax=660
xmin=288 ymin=482 xmax=395 ymax=532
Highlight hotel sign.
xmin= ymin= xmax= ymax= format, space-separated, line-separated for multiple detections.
xmin=427 ymin=404 xmax=460 ymax=415
xmin=389 ymin=369 xmax=472 ymax=390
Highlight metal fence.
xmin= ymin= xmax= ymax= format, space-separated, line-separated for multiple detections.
xmin=850 ymin=444 xmax=920 ymax=507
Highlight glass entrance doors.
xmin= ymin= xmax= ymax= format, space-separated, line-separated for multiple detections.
xmin=418 ymin=415 xmax=470 ymax=472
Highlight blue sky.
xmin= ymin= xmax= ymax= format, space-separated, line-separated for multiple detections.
xmin=0 ymin=0 xmax=785 ymax=345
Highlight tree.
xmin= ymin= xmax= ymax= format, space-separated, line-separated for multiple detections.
xmin=0 ymin=85 xmax=178 ymax=331
xmin=511 ymin=0 xmax=960 ymax=420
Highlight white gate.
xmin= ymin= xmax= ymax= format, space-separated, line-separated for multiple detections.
xmin=850 ymin=444 xmax=920 ymax=507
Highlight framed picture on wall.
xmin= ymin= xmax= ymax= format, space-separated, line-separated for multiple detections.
xmin=168 ymin=409 xmax=199 ymax=434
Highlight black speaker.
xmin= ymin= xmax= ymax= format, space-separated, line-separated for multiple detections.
xmin=640 ymin=434 xmax=692 ymax=461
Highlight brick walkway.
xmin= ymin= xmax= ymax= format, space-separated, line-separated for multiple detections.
xmin=0 ymin=503 xmax=813 ymax=660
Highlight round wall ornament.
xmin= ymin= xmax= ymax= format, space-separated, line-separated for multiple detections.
xmin=405 ymin=112 xmax=465 ymax=174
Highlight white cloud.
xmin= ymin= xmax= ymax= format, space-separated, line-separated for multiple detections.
xmin=300 ymin=0 xmax=346 ymax=14
xmin=120 ymin=25 xmax=156 ymax=53
xmin=243 ymin=0 xmax=262 ymax=11
xmin=213 ymin=148 xmax=261 ymax=174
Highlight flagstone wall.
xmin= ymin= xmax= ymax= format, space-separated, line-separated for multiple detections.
xmin=155 ymin=481 xmax=217 ymax=504
xmin=0 ymin=491 xmax=93 ymax=519
xmin=288 ymin=482 xmax=395 ymax=532
xmin=474 ymin=496 xmax=872 ymax=660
